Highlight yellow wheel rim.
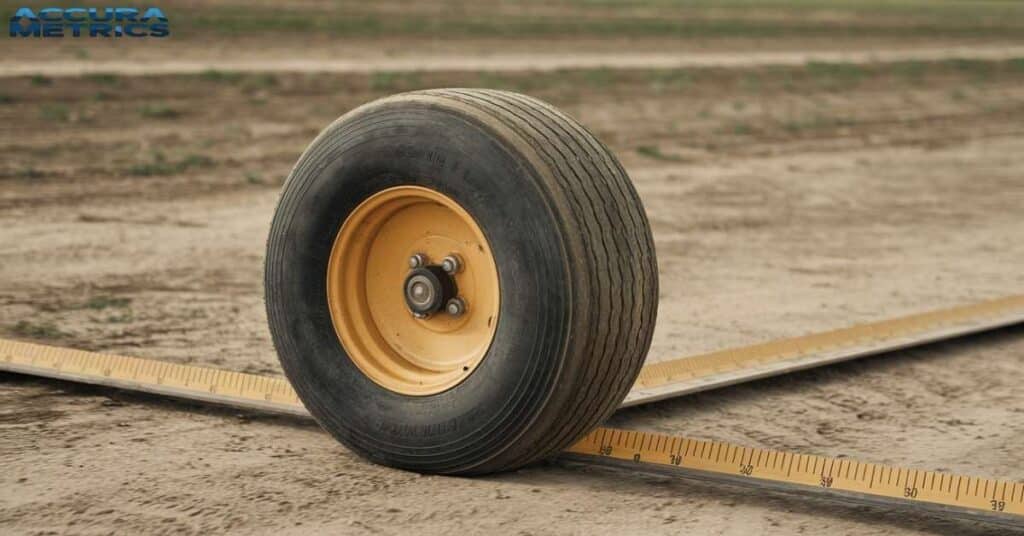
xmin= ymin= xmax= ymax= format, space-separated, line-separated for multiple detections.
xmin=327 ymin=186 xmax=500 ymax=395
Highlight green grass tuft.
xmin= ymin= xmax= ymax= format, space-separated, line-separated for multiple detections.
xmin=199 ymin=69 xmax=245 ymax=83
xmin=10 ymin=320 xmax=68 ymax=339
xmin=81 ymin=296 xmax=132 ymax=310
xmin=39 ymin=104 xmax=70 ymax=122
xmin=636 ymin=145 xmax=683 ymax=161
xmin=128 ymin=152 xmax=215 ymax=177
xmin=244 ymin=171 xmax=265 ymax=185
xmin=138 ymin=103 xmax=183 ymax=119
xmin=85 ymin=73 xmax=119 ymax=85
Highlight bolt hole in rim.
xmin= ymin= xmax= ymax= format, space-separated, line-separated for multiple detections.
xmin=326 ymin=185 xmax=500 ymax=395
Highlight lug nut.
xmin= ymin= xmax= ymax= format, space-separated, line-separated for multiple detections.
xmin=441 ymin=254 xmax=462 ymax=274
xmin=445 ymin=297 xmax=466 ymax=317
xmin=408 ymin=253 xmax=427 ymax=269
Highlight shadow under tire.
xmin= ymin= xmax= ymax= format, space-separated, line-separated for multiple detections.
xmin=265 ymin=89 xmax=658 ymax=475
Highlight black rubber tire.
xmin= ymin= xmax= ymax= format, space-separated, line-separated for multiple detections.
xmin=265 ymin=89 xmax=658 ymax=475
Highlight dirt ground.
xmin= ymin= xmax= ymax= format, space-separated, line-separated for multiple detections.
xmin=2 ymin=1 xmax=1024 ymax=534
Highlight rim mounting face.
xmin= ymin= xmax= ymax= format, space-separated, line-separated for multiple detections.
xmin=326 ymin=185 xmax=500 ymax=395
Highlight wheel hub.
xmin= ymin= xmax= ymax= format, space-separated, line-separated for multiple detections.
xmin=403 ymin=265 xmax=458 ymax=318
xmin=325 ymin=185 xmax=500 ymax=395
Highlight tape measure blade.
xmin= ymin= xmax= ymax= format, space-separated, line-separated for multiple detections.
xmin=0 ymin=339 xmax=311 ymax=418
xmin=624 ymin=296 xmax=1024 ymax=408
xmin=563 ymin=426 xmax=1024 ymax=526
xmin=2 ymin=298 xmax=1023 ymax=526
xmin=557 ymin=453 xmax=1023 ymax=529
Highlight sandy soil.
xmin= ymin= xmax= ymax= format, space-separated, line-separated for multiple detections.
xmin=2 ymin=47 xmax=1024 ymax=535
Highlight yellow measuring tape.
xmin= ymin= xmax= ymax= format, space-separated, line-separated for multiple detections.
xmin=564 ymin=428 xmax=1022 ymax=525
xmin=626 ymin=294 xmax=1024 ymax=406
xmin=2 ymin=294 xmax=1023 ymax=526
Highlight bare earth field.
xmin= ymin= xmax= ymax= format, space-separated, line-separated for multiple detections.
xmin=2 ymin=2 xmax=1024 ymax=534
xmin=5 ymin=0 xmax=1024 ymax=75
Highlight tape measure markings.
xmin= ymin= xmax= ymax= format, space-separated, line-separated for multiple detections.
xmin=636 ymin=295 xmax=1023 ymax=388
xmin=3 ymin=294 xmax=1023 ymax=414
xmin=2 ymin=295 xmax=1023 ymax=524
xmin=0 ymin=339 xmax=306 ymax=416
xmin=564 ymin=426 xmax=1023 ymax=524
xmin=624 ymin=294 xmax=1024 ymax=406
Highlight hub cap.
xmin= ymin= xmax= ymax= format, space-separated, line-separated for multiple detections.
xmin=402 ymin=266 xmax=457 ymax=317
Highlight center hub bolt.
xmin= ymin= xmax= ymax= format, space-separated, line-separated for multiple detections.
xmin=404 ymin=253 xmax=467 ymax=319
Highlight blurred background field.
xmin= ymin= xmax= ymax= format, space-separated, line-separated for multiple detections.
xmin=4 ymin=0 xmax=1024 ymax=63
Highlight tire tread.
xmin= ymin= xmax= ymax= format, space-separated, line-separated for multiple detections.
xmin=418 ymin=89 xmax=658 ymax=471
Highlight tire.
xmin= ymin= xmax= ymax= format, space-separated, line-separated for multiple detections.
xmin=264 ymin=89 xmax=658 ymax=475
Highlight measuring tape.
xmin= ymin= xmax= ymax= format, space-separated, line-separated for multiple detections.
xmin=2 ymin=294 xmax=1023 ymax=526
xmin=564 ymin=428 xmax=1022 ymax=527
xmin=626 ymin=294 xmax=1024 ymax=406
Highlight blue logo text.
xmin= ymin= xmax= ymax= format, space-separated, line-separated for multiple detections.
xmin=10 ymin=7 xmax=170 ymax=38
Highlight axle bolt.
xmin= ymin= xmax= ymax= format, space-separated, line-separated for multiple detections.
xmin=445 ymin=297 xmax=466 ymax=317
xmin=441 ymin=254 xmax=462 ymax=274
xmin=408 ymin=253 xmax=427 ymax=269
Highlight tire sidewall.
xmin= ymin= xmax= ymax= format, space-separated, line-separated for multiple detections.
xmin=265 ymin=99 xmax=571 ymax=471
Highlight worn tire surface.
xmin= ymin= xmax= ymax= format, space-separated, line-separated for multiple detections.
xmin=265 ymin=89 xmax=658 ymax=474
